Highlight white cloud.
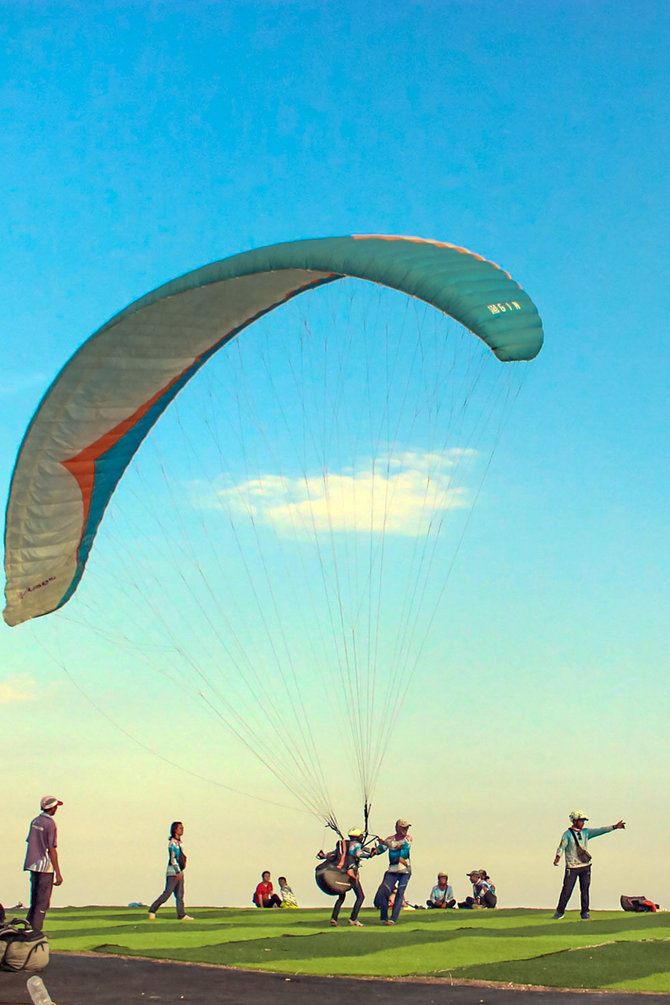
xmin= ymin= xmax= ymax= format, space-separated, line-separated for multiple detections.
xmin=0 ymin=677 xmax=37 ymax=704
xmin=0 ymin=372 xmax=48 ymax=399
xmin=199 ymin=447 xmax=477 ymax=537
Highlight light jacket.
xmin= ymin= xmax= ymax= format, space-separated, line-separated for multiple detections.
xmin=556 ymin=825 xmax=614 ymax=869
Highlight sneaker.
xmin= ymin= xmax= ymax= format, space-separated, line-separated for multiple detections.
xmin=330 ymin=919 xmax=339 ymax=926
xmin=147 ymin=912 xmax=156 ymax=920
xmin=180 ymin=915 xmax=194 ymax=921
xmin=348 ymin=919 xmax=363 ymax=927
xmin=581 ymin=912 xmax=591 ymax=920
xmin=552 ymin=912 xmax=564 ymax=920
xmin=382 ymin=920 xmax=394 ymax=926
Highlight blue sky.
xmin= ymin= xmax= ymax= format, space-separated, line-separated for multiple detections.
xmin=2 ymin=1 xmax=669 ymax=912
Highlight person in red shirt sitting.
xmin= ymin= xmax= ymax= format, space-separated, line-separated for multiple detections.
xmin=253 ymin=870 xmax=282 ymax=908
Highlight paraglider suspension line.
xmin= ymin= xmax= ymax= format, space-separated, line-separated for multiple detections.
xmin=363 ymin=800 xmax=371 ymax=842
xmin=325 ymin=814 xmax=343 ymax=839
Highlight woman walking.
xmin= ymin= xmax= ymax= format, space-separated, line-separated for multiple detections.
xmin=148 ymin=821 xmax=194 ymax=921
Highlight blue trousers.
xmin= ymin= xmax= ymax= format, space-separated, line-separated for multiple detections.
xmin=375 ymin=870 xmax=410 ymax=922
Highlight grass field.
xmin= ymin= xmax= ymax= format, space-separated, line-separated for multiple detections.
xmin=32 ymin=906 xmax=670 ymax=993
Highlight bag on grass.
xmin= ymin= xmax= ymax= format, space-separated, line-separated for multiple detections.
xmin=620 ymin=895 xmax=659 ymax=913
xmin=0 ymin=919 xmax=49 ymax=972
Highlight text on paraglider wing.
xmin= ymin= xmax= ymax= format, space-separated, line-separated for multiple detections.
xmin=17 ymin=576 xmax=57 ymax=600
xmin=487 ymin=301 xmax=522 ymax=314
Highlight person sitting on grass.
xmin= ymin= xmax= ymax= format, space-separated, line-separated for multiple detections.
xmin=253 ymin=870 xmax=282 ymax=908
xmin=479 ymin=869 xmax=496 ymax=900
xmin=387 ymin=890 xmax=415 ymax=911
xmin=459 ymin=870 xmax=497 ymax=909
xmin=427 ymin=872 xmax=456 ymax=909
xmin=278 ymin=876 xmax=298 ymax=908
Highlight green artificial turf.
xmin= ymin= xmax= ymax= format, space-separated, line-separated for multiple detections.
xmin=453 ymin=939 xmax=670 ymax=992
xmin=32 ymin=906 xmax=670 ymax=992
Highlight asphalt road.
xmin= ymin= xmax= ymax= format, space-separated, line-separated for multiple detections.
xmin=1 ymin=954 xmax=670 ymax=1005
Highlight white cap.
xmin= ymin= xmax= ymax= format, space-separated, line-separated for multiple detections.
xmin=41 ymin=796 xmax=63 ymax=810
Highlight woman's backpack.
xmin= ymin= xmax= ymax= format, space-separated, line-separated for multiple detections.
xmin=0 ymin=919 xmax=49 ymax=972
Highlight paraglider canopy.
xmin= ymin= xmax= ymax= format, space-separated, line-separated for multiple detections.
xmin=3 ymin=234 xmax=542 ymax=629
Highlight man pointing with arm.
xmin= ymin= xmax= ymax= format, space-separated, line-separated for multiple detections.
xmin=552 ymin=809 xmax=625 ymax=920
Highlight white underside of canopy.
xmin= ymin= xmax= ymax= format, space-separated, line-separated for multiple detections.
xmin=4 ymin=269 xmax=332 ymax=625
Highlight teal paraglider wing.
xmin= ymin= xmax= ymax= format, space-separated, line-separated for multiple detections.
xmin=3 ymin=235 xmax=543 ymax=627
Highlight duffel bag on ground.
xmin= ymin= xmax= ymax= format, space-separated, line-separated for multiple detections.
xmin=0 ymin=919 xmax=49 ymax=972
xmin=620 ymin=895 xmax=659 ymax=913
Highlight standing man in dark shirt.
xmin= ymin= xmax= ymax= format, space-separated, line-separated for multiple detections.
xmin=24 ymin=796 xmax=63 ymax=931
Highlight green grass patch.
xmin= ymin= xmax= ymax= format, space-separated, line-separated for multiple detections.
xmin=453 ymin=938 xmax=670 ymax=991
xmin=32 ymin=906 xmax=670 ymax=992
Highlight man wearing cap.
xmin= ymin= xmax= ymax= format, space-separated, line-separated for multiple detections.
xmin=24 ymin=796 xmax=64 ymax=932
xmin=374 ymin=818 xmax=412 ymax=925
xmin=553 ymin=810 xmax=625 ymax=920
xmin=459 ymin=870 xmax=497 ymax=909
xmin=427 ymin=872 xmax=456 ymax=909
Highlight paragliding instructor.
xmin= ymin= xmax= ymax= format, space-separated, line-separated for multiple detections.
xmin=552 ymin=810 xmax=625 ymax=920
xmin=375 ymin=818 xmax=412 ymax=925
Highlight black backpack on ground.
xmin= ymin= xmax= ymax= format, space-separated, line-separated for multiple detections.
xmin=0 ymin=919 xmax=49 ymax=972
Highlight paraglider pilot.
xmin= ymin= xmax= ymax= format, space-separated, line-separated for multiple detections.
xmin=318 ymin=827 xmax=378 ymax=926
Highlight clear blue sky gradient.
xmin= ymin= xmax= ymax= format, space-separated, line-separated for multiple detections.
xmin=2 ymin=1 xmax=669 ymax=911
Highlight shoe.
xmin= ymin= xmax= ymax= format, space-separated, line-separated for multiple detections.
xmin=382 ymin=920 xmax=394 ymax=926
xmin=552 ymin=912 xmax=564 ymax=920
xmin=330 ymin=919 xmax=339 ymax=926
xmin=581 ymin=912 xmax=591 ymax=920
xmin=348 ymin=919 xmax=363 ymax=927
xmin=180 ymin=915 xmax=194 ymax=921
xmin=147 ymin=912 xmax=156 ymax=920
